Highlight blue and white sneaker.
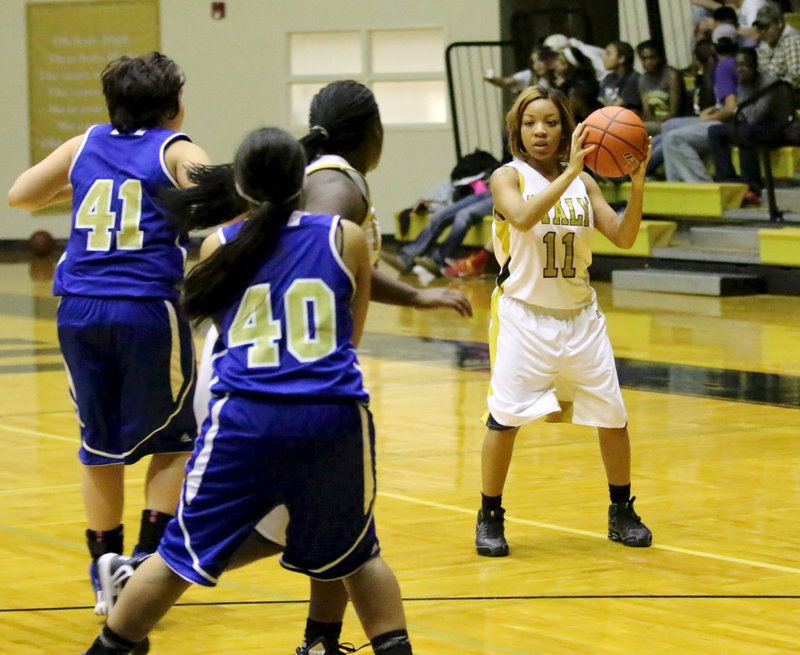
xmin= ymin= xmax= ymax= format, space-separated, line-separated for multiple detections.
xmin=97 ymin=553 xmax=142 ymax=613
xmin=89 ymin=561 xmax=107 ymax=615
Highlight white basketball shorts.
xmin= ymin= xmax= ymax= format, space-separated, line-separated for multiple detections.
xmin=487 ymin=293 xmax=627 ymax=429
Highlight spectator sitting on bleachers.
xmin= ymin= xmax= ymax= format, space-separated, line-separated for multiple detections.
xmin=383 ymin=192 xmax=494 ymax=277
xmin=661 ymin=25 xmax=739 ymax=182
xmin=690 ymin=37 xmax=719 ymax=114
xmin=395 ymin=177 xmax=454 ymax=241
xmin=382 ymin=150 xmax=500 ymax=276
xmin=543 ymin=33 xmax=607 ymax=81
xmin=691 ymin=0 xmax=779 ymax=43
xmin=637 ymin=40 xmax=687 ymax=136
xmin=599 ymin=41 xmax=641 ymax=112
xmin=554 ymin=46 xmax=602 ymax=122
xmin=708 ymin=47 xmax=795 ymax=206
xmin=484 ymin=46 xmax=557 ymax=93
xmin=636 ymin=39 xmax=689 ymax=175
xmin=718 ymin=0 xmax=769 ymax=43
xmin=693 ymin=9 xmax=716 ymax=46
xmin=753 ymin=2 xmax=800 ymax=101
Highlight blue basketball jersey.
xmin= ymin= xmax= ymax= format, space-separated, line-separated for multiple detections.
xmin=210 ymin=212 xmax=368 ymax=402
xmin=54 ymin=124 xmax=191 ymax=300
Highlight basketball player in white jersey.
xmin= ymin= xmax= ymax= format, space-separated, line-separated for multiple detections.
xmin=475 ymin=85 xmax=653 ymax=557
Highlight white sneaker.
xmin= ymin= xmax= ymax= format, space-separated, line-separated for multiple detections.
xmin=98 ymin=553 xmax=140 ymax=612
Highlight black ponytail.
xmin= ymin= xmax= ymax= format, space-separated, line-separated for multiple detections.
xmin=161 ymin=164 xmax=247 ymax=233
xmin=179 ymin=127 xmax=307 ymax=323
xmin=299 ymin=80 xmax=380 ymax=161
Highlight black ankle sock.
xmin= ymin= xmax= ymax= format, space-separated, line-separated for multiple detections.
xmin=371 ymin=629 xmax=412 ymax=654
xmin=86 ymin=525 xmax=124 ymax=562
xmin=135 ymin=510 xmax=173 ymax=555
xmin=303 ymin=618 xmax=342 ymax=646
xmin=85 ymin=625 xmax=136 ymax=654
xmin=609 ymin=484 xmax=631 ymax=505
xmin=481 ymin=493 xmax=502 ymax=512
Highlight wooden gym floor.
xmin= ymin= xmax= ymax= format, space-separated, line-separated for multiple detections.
xmin=0 ymin=251 xmax=798 ymax=654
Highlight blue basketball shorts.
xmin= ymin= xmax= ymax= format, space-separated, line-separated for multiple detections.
xmin=158 ymin=397 xmax=379 ymax=585
xmin=57 ymin=296 xmax=197 ymax=465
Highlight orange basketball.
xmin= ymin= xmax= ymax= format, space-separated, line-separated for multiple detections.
xmin=582 ymin=107 xmax=648 ymax=178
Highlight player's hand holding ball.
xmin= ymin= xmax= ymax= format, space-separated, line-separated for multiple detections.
xmin=628 ymin=136 xmax=653 ymax=185
xmin=567 ymin=122 xmax=597 ymax=176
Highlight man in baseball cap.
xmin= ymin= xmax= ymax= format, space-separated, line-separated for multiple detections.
xmin=752 ymin=2 xmax=800 ymax=96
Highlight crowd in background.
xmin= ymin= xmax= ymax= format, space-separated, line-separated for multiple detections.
xmin=495 ymin=1 xmax=800 ymax=198
xmin=383 ymin=1 xmax=800 ymax=280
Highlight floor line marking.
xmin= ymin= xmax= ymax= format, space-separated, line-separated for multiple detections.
xmin=0 ymin=424 xmax=76 ymax=443
xmin=4 ymin=428 xmax=799 ymax=575
xmin=3 ymin=594 xmax=798 ymax=614
xmin=378 ymin=491 xmax=800 ymax=576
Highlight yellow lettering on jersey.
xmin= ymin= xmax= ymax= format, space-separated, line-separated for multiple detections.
xmin=551 ymin=200 xmax=568 ymax=226
xmin=540 ymin=207 xmax=552 ymax=225
xmin=576 ymin=197 xmax=591 ymax=226
xmin=75 ymin=179 xmax=115 ymax=251
xmin=285 ymin=279 xmax=336 ymax=363
xmin=228 ymin=283 xmax=281 ymax=367
xmin=564 ymin=197 xmax=582 ymax=226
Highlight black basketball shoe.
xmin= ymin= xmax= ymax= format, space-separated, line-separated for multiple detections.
xmin=608 ymin=497 xmax=652 ymax=547
xmin=475 ymin=507 xmax=509 ymax=557
xmin=294 ymin=637 xmax=359 ymax=654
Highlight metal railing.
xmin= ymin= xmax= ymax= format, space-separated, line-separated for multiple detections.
xmin=445 ymin=40 xmax=514 ymax=161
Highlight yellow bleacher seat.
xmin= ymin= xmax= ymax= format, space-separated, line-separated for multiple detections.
xmin=732 ymin=146 xmax=800 ymax=179
xmin=759 ymin=227 xmax=800 ymax=267
xmin=591 ymin=220 xmax=677 ymax=257
xmin=617 ymin=181 xmax=747 ymax=217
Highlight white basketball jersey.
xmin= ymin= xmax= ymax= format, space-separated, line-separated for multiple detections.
xmin=306 ymin=154 xmax=381 ymax=265
xmin=492 ymin=159 xmax=595 ymax=309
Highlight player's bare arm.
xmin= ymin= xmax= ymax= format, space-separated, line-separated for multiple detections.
xmin=490 ymin=166 xmax=542 ymax=229
xmin=492 ymin=125 xmax=594 ymax=232
xmin=198 ymin=232 xmax=222 ymax=262
xmin=8 ymin=135 xmax=83 ymax=210
xmin=371 ymin=267 xmax=472 ymax=317
xmin=165 ymin=140 xmax=211 ymax=189
xmin=340 ymin=219 xmax=371 ymax=346
xmin=587 ymin=136 xmax=650 ymax=249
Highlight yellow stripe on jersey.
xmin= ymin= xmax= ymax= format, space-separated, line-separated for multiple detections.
xmin=359 ymin=404 xmax=375 ymax=515
xmin=481 ymin=285 xmax=504 ymax=423
xmin=164 ymin=300 xmax=182 ymax=402
xmin=490 ymin=165 xmax=522 ymax=278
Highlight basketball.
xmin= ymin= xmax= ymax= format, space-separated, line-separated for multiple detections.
xmin=582 ymin=106 xmax=648 ymax=178
xmin=28 ymin=230 xmax=56 ymax=258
